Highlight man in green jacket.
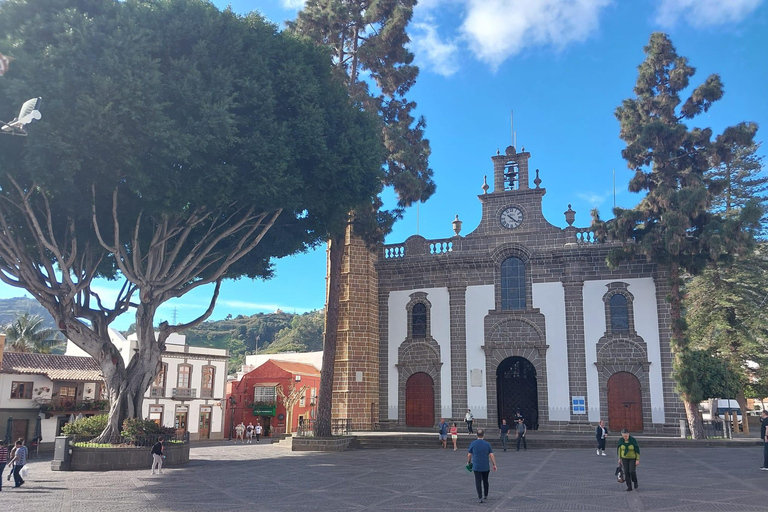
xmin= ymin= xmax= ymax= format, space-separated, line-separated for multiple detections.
xmin=617 ymin=428 xmax=640 ymax=491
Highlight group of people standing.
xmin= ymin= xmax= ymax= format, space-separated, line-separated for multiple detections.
xmin=234 ymin=421 xmax=262 ymax=443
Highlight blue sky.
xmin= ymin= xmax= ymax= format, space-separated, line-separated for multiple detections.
xmin=2 ymin=0 xmax=767 ymax=330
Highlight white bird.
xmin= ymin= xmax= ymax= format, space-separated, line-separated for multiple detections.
xmin=1 ymin=97 xmax=42 ymax=136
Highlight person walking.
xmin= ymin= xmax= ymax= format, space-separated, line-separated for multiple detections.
xmin=6 ymin=440 xmax=19 ymax=483
xmin=515 ymin=418 xmax=527 ymax=451
xmin=451 ymin=423 xmax=459 ymax=451
xmin=465 ymin=409 xmax=474 ymax=434
xmin=759 ymin=410 xmax=768 ymax=470
xmin=499 ymin=419 xmax=510 ymax=452
xmin=438 ymin=418 xmax=449 ymax=449
xmin=596 ymin=419 xmax=608 ymax=456
xmin=235 ymin=422 xmax=246 ymax=444
xmin=7 ymin=439 xmax=27 ymax=488
xmin=617 ymin=429 xmax=640 ymax=491
xmin=246 ymin=422 xmax=254 ymax=444
xmin=0 ymin=440 xmax=8 ymax=491
xmin=255 ymin=422 xmax=262 ymax=443
xmin=467 ymin=429 xmax=497 ymax=503
xmin=150 ymin=436 xmax=165 ymax=475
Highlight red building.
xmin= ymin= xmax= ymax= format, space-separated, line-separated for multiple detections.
xmin=225 ymin=360 xmax=320 ymax=437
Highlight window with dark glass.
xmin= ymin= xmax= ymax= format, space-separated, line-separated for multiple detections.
xmin=10 ymin=381 xmax=33 ymax=399
xmin=501 ymin=257 xmax=526 ymax=310
xmin=412 ymin=303 xmax=427 ymax=338
xmin=610 ymin=294 xmax=629 ymax=333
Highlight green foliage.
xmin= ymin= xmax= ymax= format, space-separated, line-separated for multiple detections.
xmin=120 ymin=418 xmax=166 ymax=440
xmin=262 ymin=310 xmax=325 ymax=353
xmin=61 ymin=414 xmax=109 ymax=438
xmin=673 ymin=350 xmax=741 ymax=403
xmin=3 ymin=312 xmax=62 ymax=354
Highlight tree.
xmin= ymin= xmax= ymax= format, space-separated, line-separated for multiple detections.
xmin=275 ymin=381 xmax=309 ymax=435
xmin=591 ymin=33 xmax=761 ymax=438
xmin=0 ymin=0 xmax=383 ymax=440
xmin=262 ymin=309 xmax=325 ymax=353
xmin=674 ymin=349 xmax=741 ymax=411
xmin=3 ymin=313 xmax=60 ymax=353
xmin=291 ymin=0 xmax=436 ymax=437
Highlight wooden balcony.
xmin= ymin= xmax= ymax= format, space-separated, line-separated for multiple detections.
xmin=35 ymin=397 xmax=109 ymax=416
xmin=172 ymin=388 xmax=197 ymax=400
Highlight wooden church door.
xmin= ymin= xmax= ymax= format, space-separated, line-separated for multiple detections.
xmin=405 ymin=372 xmax=434 ymax=427
xmin=607 ymin=372 xmax=643 ymax=432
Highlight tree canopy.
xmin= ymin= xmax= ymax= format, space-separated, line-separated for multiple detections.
xmin=591 ymin=32 xmax=762 ymax=438
xmin=0 ymin=0 xmax=384 ymax=439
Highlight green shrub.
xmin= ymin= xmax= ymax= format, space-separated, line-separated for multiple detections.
xmin=61 ymin=414 xmax=108 ymax=438
xmin=121 ymin=418 xmax=162 ymax=440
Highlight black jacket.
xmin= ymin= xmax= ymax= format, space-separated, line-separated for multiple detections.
xmin=595 ymin=425 xmax=608 ymax=441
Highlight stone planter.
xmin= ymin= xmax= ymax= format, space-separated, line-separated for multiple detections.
xmin=52 ymin=436 xmax=190 ymax=471
xmin=291 ymin=436 xmax=353 ymax=452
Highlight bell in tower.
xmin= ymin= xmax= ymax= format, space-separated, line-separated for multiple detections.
xmin=492 ymin=146 xmax=531 ymax=194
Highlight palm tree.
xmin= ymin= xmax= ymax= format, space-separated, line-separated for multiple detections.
xmin=4 ymin=313 xmax=61 ymax=353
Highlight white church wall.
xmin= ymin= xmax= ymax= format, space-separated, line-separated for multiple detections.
xmin=532 ymin=282 xmax=570 ymax=421
xmin=583 ymin=278 xmax=665 ymax=424
xmin=465 ymin=285 xmax=495 ymax=419
xmin=387 ymin=287 xmax=452 ymax=421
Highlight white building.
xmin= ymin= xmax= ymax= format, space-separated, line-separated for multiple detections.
xmin=64 ymin=329 xmax=229 ymax=440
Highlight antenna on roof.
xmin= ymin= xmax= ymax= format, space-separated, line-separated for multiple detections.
xmin=172 ymin=307 xmax=178 ymax=324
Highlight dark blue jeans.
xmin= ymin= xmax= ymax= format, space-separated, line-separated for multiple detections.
xmin=516 ymin=434 xmax=526 ymax=450
xmin=12 ymin=465 xmax=23 ymax=487
xmin=474 ymin=470 xmax=489 ymax=498
xmin=763 ymin=442 xmax=768 ymax=468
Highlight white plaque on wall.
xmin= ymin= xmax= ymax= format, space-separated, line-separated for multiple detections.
xmin=470 ymin=369 xmax=483 ymax=387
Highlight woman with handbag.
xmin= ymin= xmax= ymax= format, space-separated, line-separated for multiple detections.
xmin=617 ymin=429 xmax=640 ymax=491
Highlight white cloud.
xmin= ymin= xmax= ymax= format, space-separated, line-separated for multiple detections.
xmin=575 ymin=190 xmax=611 ymax=205
xmin=655 ymin=0 xmax=763 ymax=28
xmin=458 ymin=0 xmax=612 ymax=70
xmin=411 ymin=19 xmax=461 ymax=77
xmin=281 ymin=0 xmax=306 ymax=9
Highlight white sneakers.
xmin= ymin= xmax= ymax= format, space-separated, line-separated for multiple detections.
xmin=596 ymin=449 xmax=600 ymax=455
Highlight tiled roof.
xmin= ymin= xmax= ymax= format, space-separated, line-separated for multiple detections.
xmin=1 ymin=352 xmax=104 ymax=382
xmin=269 ymin=360 xmax=321 ymax=377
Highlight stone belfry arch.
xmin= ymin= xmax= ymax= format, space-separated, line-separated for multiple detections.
xmin=326 ymin=223 xmax=380 ymax=430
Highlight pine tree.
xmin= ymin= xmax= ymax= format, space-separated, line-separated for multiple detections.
xmin=591 ymin=33 xmax=761 ymax=439
xmin=290 ymin=0 xmax=435 ymax=437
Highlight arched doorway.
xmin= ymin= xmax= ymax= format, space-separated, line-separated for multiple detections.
xmin=607 ymin=372 xmax=643 ymax=432
xmin=497 ymin=357 xmax=538 ymax=429
xmin=406 ymin=372 xmax=434 ymax=427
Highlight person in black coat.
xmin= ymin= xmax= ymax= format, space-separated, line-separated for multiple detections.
xmin=595 ymin=419 xmax=608 ymax=456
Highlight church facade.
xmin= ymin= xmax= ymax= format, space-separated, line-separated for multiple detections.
xmin=331 ymin=144 xmax=686 ymax=434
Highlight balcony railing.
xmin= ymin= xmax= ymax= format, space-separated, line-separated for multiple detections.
xmin=150 ymin=387 xmax=165 ymax=398
xmin=172 ymin=387 xmax=197 ymax=400
xmin=34 ymin=397 xmax=109 ymax=413
xmin=200 ymin=388 xmax=213 ymax=399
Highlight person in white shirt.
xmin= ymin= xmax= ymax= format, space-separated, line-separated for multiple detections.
xmin=235 ymin=422 xmax=246 ymax=443
xmin=465 ymin=409 xmax=474 ymax=434
xmin=255 ymin=422 xmax=263 ymax=443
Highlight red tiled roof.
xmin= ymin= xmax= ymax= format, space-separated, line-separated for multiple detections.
xmin=269 ymin=360 xmax=320 ymax=377
xmin=1 ymin=352 xmax=104 ymax=382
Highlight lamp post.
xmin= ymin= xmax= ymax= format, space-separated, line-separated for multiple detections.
xmin=228 ymin=395 xmax=237 ymax=441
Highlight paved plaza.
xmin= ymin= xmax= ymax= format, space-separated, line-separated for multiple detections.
xmin=4 ymin=441 xmax=768 ymax=511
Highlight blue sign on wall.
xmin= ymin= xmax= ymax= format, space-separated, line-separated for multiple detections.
xmin=572 ymin=396 xmax=586 ymax=415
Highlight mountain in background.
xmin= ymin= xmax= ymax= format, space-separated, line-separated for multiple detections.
xmin=0 ymin=297 xmax=58 ymax=329
xmin=0 ymin=297 xmax=324 ymax=372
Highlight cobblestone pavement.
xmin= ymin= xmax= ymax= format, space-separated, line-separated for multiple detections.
xmin=4 ymin=441 xmax=768 ymax=511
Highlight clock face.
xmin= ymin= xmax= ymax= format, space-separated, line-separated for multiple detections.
xmin=500 ymin=206 xmax=524 ymax=229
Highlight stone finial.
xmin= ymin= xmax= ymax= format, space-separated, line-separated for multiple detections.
xmin=505 ymin=146 xmax=516 ymax=156
xmin=452 ymin=215 xmax=463 ymax=236
xmin=496 ymin=148 xmax=500 ymax=156
xmin=533 ymin=169 xmax=542 ymax=189
xmin=482 ymin=175 xmax=489 ymax=194
xmin=564 ymin=204 xmax=575 ymax=226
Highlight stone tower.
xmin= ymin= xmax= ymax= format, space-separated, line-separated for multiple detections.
xmin=327 ymin=223 xmax=379 ymax=429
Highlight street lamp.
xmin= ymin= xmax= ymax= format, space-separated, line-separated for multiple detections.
xmin=228 ymin=395 xmax=237 ymax=441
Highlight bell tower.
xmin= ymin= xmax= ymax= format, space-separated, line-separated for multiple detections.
xmin=492 ymin=145 xmax=532 ymax=193
xmin=327 ymin=224 xmax=379 ymax=430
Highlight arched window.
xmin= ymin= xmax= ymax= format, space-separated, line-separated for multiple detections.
xmin=412 ymin=303 xmax=427 ymax=338
xmin=501 ymin=257 xmax=526 ymax=310
xmin=610 ymin=294 xmax=629 ymax=333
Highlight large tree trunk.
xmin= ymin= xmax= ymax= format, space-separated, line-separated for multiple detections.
xmin=315 ymin=232 xmax=344 ymax=438
xmin=669 ymin=263 xmax=706 ymax=439
xmin=95 ymin=301 xmax=163 ymax=442
xmin=736 ymin=390 xmax=750 ymax=435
